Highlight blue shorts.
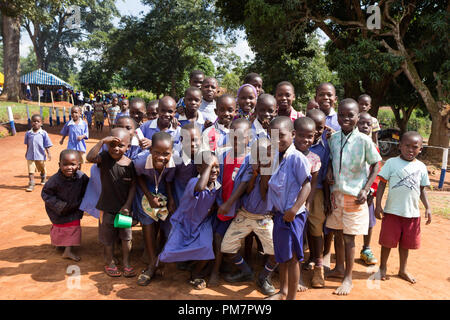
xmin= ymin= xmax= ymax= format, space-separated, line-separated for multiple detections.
xmin=273 ymin=211 xmax=308 ymax=263
xmin=212 ymin=213 xmax=232 ymax=237
xmin=368 ymin=202 xmax=376 ymax=229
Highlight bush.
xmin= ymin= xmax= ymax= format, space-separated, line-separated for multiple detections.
xmin=377 ymin=108 xmax=397 ymax=128
xmin=116 ymin=89 xmax=158 ymax=103
xmin=376 ymin=107 xmax=431 ymax=139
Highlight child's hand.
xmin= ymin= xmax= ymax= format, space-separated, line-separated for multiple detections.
xmin=375 ymin=206 xmax=383 ymax=220
xmin=218 ymin=201 xmax=231 ymax=216
xmin=324 ymin=125 xmax=335 ymax=139
xmin=102 ymin=136 xmax=118 ymax=145
xmin=326 ymin=169 xmax=334 ymax=185
xmin=204 ymin=120 xmax=213 ymax=129
xmin=283 ymin=207 xmax=296 ymax=222
xmin=167 ymin=198 xmax=176 ymax=214
xmin=171 ymin=117 xmax=180 ymax=129
xmin=120 ymin=208 xmax=131 ymax=216
xmin=425 ymin=208 xmax=432 ymax=225
xmin=77 ymin=135 xmax=84 ymax=141
xmin=59 ymin=139 xmax=64 ymax=145
xmin=139 ymin=137 xmax=152 ymax=149
xmin=367 ymin=193 xmax=374 ymax=206
xmin=324 ymin=200 xmax=332 ymax=216
xmin=356 ymin=189 xmax=368 ymax=204
xmin=146 ymin=194 xmax=161 ymax=208
xmin=176 ymin=106 xmax=185 ymax=116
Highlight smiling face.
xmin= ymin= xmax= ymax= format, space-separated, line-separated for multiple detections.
xmin=201 ymin=78 xmax=218 ymax=102
xmin=338 ymin=100 xmax=359 ymax=134
xmin=231 ymin=121 xmax=251 ymax=155
xmin=150 ymin=139 xmax=173 ymax=171
xmin=129 ymin=102 xmax=146 ymax=125
xmin=315 ymin=84 xmax=337 ymax=116
xmin=115 ymin=117 xmax=136 ymax=137
xmin=271 ymin=123 xmax=294 ymax=153
xmin=157 ymin=98 xmax=176 ymax=128
xmin=108 ymin=134 xmax=130 ymax=160
xmin=216 ymin=96 xmax=236 ymax=127
xmin=294 ymin=123 xmax=316 ymax=153
xmin=190 ymin=73 xmax=205 ymax=89
xmin=399 ymin=133 xmax=423 ymax=161
xmin=146 ymin=102 xmax=158 ymax=121
xmin=238 ymin=85 xmax=257 ymax=115
xmin=59 ymin=152 xmax=79 ymax=177
xmin=275 ymin=84 xmax=295 ymax=114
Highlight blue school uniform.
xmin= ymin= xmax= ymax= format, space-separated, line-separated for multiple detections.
xmin=132 ymin=150 xmax=176 ymax=226
xmin=250 ymin=118 xmax=269 ymax=145
xmin=24 ymin=129 xmax=53 ymax=160
xmin=158 ymin=177 xmax=221 ymax=263
xmin=172 ymin=149 xmax=198 ymax=206
xmin=80 ymin=140 xmax=142 ymax=219
xmin=241 ymin=173 xmax=272 ymax=215
xmin=176 ymin=111 xmax=205 ymax=132
xmin=268 ymin=144 xmax=311 ymax=263
xmin=60 ymin=119 xmax=89 ymax=152
xmin=309 ymin=138 xmax=330 ymax=190
xmin=115 ymin=110 xmax=129 ymax=124
xmin=140 ymin=118 xmax=181 ymax=146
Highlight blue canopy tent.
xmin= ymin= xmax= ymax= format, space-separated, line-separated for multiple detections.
xmin=20 ymin=69 xmax=73 ymax=101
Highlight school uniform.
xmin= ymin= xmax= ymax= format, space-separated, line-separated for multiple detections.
xmin=199 ymin=99 xmax=217 ymax=123
xmin=200 ymin=120 xmax=229 ymax=153
xmin=172 ymin=149 xmax=198 ymax=206
xmin=140 ymin=118 xmax=181 ymax=147
xmin=41 ymin=170 xmax=89 ymax=247
xmin=115 ymin=110 xmax=130 ymax=124
xmin=176 ymin=111 xmax=205 ymax=133
xmin=60 ymin=119 xmax=89 ymax=162
xmin=250 ymin=118 xmax=269 ymax=146
xmin=24 ymin=128 xmax=53 ymax=175
xmin=158 ymin=177 xmax=221 ymax=263
xmin=132 ymin=150 xmax=176 ymax=228
xmin=268 ymin=144 xmax=311 ymax=263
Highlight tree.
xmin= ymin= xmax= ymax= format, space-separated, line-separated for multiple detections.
xmin=78 ymin=59 xmax=112 ymax=92
xmin=20 ymin=47 xmax=38 ymax=75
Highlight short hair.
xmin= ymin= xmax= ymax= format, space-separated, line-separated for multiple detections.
xmin=306 ymin=108 xmax=326 ymax=120
xmin=400 ymin=131 xmax=423 ymax=143
xmin=185 ymin=86 xmax=202 ymax=97
xmin=231 ymin=118 xmax=251 ymax=130
xmin=270 ymin=116 xmax=294 ymax=131
xmin=189 ymin=70 xmax=205 ymax=80
xmin=202 ymin=77 xmax=218 ymax=86
xmin=111 ymin=127 xmax=131 ymax=143
xmin=358 ymin=94 xmax=372 ymax=102
xmin=71 ymin=106 xmax=81 ymax=113
xmin=276 ymin=81 xmax=295 ymax=93
xmin=152 ymin=131 xmax=173 ymax=147
xmin=217 ymin=94 xmax=235 ymax=107
xmin=294 ymin=117 xmax=316 ymax=131
xmin=244 ymin=72 xmax=262 ymax=84
xmin=146 ymin=99 xmax=159 ymax=110
xmin=115 ymin=115 xmax=137 ymax=129
xmin=315 ymin=82 xmax=336 ymax=95
xmin=338 ymin=98 xmax=359 ymax=111
xmin=59 ymin=149 xmax=79 ymax=162
xmin=130 ymin=97 xmax=146 ymax=106
xmin=180 ymin=122 xmax=200 ymax=134
xmin=31 ymin=114 xmax=42 ymax=121
xmin=358 ymin=111 xmax=372 ymax=121
xmin=256 ymin=93 xmax=276 ymax=109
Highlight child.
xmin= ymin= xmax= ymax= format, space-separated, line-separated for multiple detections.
xmin=235 ymin=84 xmax=257 ymax=121
xmin=94 ymin=102 xmax=105 ymax=132
xmin=141 ymin=96 xmax=181 ymax=148
xmin=87 ymin=128 xmax=137 ymax=277
xmin=146 ymin=99 xmax=159 ymax=121
xmin=200 ymin=77 xmax=219 ymax=124
xmin=41 ymin=149 xmax=89 ymax=262
xmin=266 ymin=116 xmax=312 ymax=300
xmin=176 ymin=87 xmax=205 ymax=131
xmin=303 ymin=109 xmax=331 ymax=287
xmin=133 ymin=132 xmax=176 ymax=286
xmin=210 ymin=118 xmax=252 ymax=286
xmin=115 ymin=98 xmax=130 ymax=123
xmin=315 ymin=82 xmax=340 ymax=132
xmin=374 ymin=131 xmax=431 ymax=284
xmin=275 ymin=81 xmax=304 ymax=121
xmin=251 ymin=94 xmax=277 ymax=144
xmin=306 ymin=99 xmax=319 ymax=110
xmin=129 ymin=97 xmax=147 ymax=127
xmin=25 ymin=114 xmax=53 ymax=192
xmin=59 ymin=106 xmax=89 ymax=166
xmin=357 ymin=112 xmax=379 ymax=265
xmin=221 ymin=137 xmax=278 ymax=296
xmin=173 ymin=123 xmax=200 ymax=204
xmin=83 ymin=102 xmax=94 ymax=129
xmin=176 ymin=70 xmax=205 ymax=113
xmin=107 ymin=97 xmax=120 ymax=128
xmin=325 ymin=98 xmax=381 ymax=295
xmin=201 ymin=94 xmax=236 ymax=153
xmin=244 ymin=72 xmax=263 ymax=96
xmin=358 ymin=94 xmax=380 ymax=146
xmin=158 ymin=151 xmax=221 ymax=289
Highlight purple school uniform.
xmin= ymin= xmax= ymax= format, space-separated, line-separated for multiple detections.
xmin=132 ymin=150 xmax=176 ymax=226
xmin=80 ymin=142 xmax=141 ymax=218
xmin=250 ymin=118 xmax=269 ymax=146
xmin=173 ymin=150 xmax=198 ymax=206
xmin=176 ymin=112 xmax=205 ymax=133
xmin=268 ymin=144 xmax=311 ymax=263
xmin=140 ymin=118 xmax=181 ymax=146
xmin=24 ymin=129 xmax=53 ymax=160
xmin=158 ymin=177 xmax=220 ymax=263
xmin=60 ymin=119 xmax=89 ymax=152
xmin=309 ymin=138 xmax=330 ymax=190
xmin=241 ymin=175 xmax=272 ymax=215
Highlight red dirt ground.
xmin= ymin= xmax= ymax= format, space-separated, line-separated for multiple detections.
xmin=0 ymin=124 xmax=449 ymax=300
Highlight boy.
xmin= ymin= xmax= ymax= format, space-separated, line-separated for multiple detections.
xmin=146 ymin=100 xmax=159 ymax=121
xmin=325 ymin=98 xmax=381 ymax=295
xmin=221 ymin=137 xmax=278 ymax=296
xmin=200 ymin=77 xmax=219 ymax=124
xmin=94 ymin=102 xmax=105 ymax=132
xmin=201 ymin=94 xmax=236 ymax=153
xmin=176 ymin=87 xmax=205 ymax=131
xmin=176 ymin=70 xmax=205 ymax=112
xmin=304 ymin=109 xmax=331 ymax=287
xmin=25 ymin=114 xmax=53 ymax=191
xmin=266 ymin=116 xmax=312 ymax=300
xmin=107 ymin=97 xmax=121 ymax=128
xmin=60 ymin=106 xmax=89 ymax=166
xmin=87 ymin=128 xmax=137 ymax=278
xmin=356 ymin=112 xmax=379 ymax=265
xmin=306 ymin=99 xmax=319 ymax=110
xmin=315 ymin=82 xmax=340 ymax=132
xmin=251 ymin=94 xmax=277 ymax=144
xmin=275 ymin=81 xmax=304 ymax=120
xmin=42 ymin=149 xmax=89 ymax=261
xmin=375 ymin=131 xmax=431 ymax=284
xmin=358 ymin=94 xmax=380 ymax=146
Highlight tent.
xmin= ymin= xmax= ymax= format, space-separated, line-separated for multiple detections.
xmin=20 ymin=69 xmax=73 ymax=89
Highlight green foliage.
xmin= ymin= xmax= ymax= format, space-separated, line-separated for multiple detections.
xmin=221 ymin=72 xmax=241 ymax=95
xmin=78 ymin=59 xmax=112 ymax=92
xmin=117 ymin=89 xmax=158 ymax=102
xmin=20 ymin=47 xmax=38 ymax=75
xmin=377 ymin=107 xmax=431 ymax=139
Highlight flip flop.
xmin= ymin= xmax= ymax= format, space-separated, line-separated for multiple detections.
xmin=104 ymin=265 xmax=121 ymax=277
xmin=137 ymin=268 xmax=155 ymax=286
xmin=123 ymin=266 xmax=136 ymax=278
xmin=190 ymin=278 xmax=207 ymax=290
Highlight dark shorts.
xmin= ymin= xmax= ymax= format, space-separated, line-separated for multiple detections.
xmin=98 ymin=212 xmax=132 ymax=246
xmin=379 ymin=213 xmax=420 ymax=250
xmin=212 ymin=213 xmax=232 ymax=237
xmin=273 ymin=210 xmax=307 ymax=263
xmin=368 ymin=202 xmax=376 ymax=229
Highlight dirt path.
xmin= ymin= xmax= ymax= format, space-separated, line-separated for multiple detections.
xmin=0 ymin=129 xmax=449 ymax=300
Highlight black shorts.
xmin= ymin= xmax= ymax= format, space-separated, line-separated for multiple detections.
xmin=98 ymin=212 xmax=132 ymax=246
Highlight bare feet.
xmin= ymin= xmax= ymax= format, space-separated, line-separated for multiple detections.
xmin=375 ymin=267 xmax=388 ymax=281
xmin=298 ymin=275 xmax=309 ymax=292
xmin=333 ymin=277 xmax=353 ymax=295
xmin=325 ymin=267 xmax=345 ymax=279
xmin=208 ymin=272 xmax=220 ymax=287
xmin=62 ymin=247 xmax=81 ymax=262
xmin=398 ymin=271 xmax=416 ymax=284
xmin=264 ymin=291 xmax=286 ymax=300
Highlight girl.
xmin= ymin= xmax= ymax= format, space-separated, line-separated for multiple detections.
xmin=235 ymin=84 xmax=257 ymax=121
xmin=158 ymin=151 xmax=221 ymax=289
xmin=244 ymin=73 xmax=263 ymax=96
xmin=275 ymin=81 xmax=304 ymax=121
xmin=59 ymin=106 xmax=89 ymax=167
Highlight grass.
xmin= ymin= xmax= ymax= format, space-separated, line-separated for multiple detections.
xmin=0 ymin=101 xmax=51 ymax=123
xmin=420 ymin=194 xmax=450 ymax=219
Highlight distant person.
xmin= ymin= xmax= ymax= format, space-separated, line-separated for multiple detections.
xmin=107 ymin=97 xmax=121 ymax=128
xmin=26 ymin=83 xmax=31 ymax=100
xmin=177 ymin=70 xmax=205 ymax=115
xmin=357 ymin=94 xmax=380 ymax=146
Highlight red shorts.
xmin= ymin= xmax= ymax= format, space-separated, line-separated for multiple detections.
xmin=379 ymin=213 xmax=420 ymax=249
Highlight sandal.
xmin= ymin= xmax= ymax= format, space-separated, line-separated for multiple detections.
xmin=123 ymin=266 xmax=136 ymax=278
xmin=190 ymin=278 xmax=207 ymax=290
xmin=137 ymin=268 xmax=155 ymax=286
xmin=25 ymin=183 xmax=35 ymax=192
xmin=104 ymin=265 xmax=121 ymax=277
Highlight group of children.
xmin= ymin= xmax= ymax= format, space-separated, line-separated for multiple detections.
xmin=26 ymin=70 xmax=432 ymax=299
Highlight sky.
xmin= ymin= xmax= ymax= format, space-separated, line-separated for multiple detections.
xmin=19 ymin=0 xmax=256 ymax=68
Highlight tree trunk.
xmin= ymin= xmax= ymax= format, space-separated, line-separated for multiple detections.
xmin=429 ymin=110 xmax=449 ymax=148
xmin=1 ymin=14 xmax=21 ymax=102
